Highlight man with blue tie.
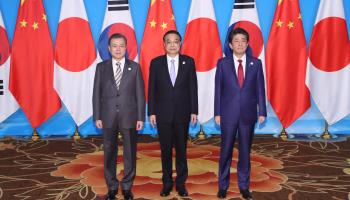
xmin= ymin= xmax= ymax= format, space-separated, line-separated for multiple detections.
xmin=215 ymin=28 xmax=266 ymax=200
xmin=148 ymin=30 xmax=198 ymax=197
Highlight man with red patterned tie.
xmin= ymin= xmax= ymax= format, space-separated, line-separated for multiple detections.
xmin=214 ymin=28 xmax=266 ymax=200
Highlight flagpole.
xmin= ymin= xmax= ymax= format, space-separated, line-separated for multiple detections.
xmin=279 ymin=128 xmax=288 ymax=141
xmin=322 ymin=121 xmax=331 ymax=140
xmin=73 ymin=125 xmax=80 ymax=142
xmin=31 ymin=128 xmax=39 ymax=141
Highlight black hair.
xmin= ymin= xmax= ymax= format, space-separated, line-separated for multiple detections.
xmin=163 ymin=30 xmax=182 ymax=42
xmin=228 ymin=27 xmax=249 ymax=43
xmin=108 ymin=33 xmax=127 ymax=45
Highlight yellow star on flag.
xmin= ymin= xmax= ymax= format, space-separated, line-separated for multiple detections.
xmin=161 ymin=22 xmax=168 ymax=30
xmin=298 ymin=13 xmax=302 ymax=20
xmin=150 ymin=19 xmax=156 ymax=28
xmin=276 ymin=19 xmax=283 ymax=27
xmin=21 ymin=0 xmax=26 ymax=6
xmin=32 ymin=22 xmax=39 ymax=30
xmin=287 ymin=21 xmax=294 ymax=29
xmin=20 ymin=19 xmax=27 ymax=27
xmin=42 ymin=14 xmax=47 ymax=22
xmin=171 ymin=14 xmax=175 ymax=21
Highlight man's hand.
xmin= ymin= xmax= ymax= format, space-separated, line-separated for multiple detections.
xmin=215 ymin=116 xmax=220 ymax=125
xmin=150 ymin=115 xmax=156 ymax=127
xmin=191 ymin=114 xmax=197 ymax=125
xmin=95 ymin=120 xmax=103 ymax=129
xmin=258 ymin=116 xmax=266 ymax=124
xmin=136 ymin=121 xmax=144 ymax=131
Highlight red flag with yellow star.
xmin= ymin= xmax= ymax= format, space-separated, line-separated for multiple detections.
xmin=140 ymin=0 xmax=176 ymax=100
xmin=265 ymin=0 xmax=310 ymax=128
xmin=9 ymin=0 xmax=60 ymax=128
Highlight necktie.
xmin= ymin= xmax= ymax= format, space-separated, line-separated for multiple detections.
xmin=115 ymin=62 xmax=122 ymax=89
xmin=237 ymin=59 xmax=244 ymax=88
xmin=170 ymin=59 xmax=176 ymax=86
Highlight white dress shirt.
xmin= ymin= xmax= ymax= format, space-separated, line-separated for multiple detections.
xmin=167 ymin=54 xmax=179 ymax=78
xmin=233 ymin=54 xmax=246 ymax=77
xmin=112 ymin=57 xmax=125 ymax=77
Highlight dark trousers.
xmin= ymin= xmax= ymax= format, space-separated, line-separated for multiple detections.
xmin=157 ymin=122 xmax=189 ymax=189
xmin=218 ymin=121 xmax=255 ymax=190
xmin=103 ymin=126 xmax=137 ymax=191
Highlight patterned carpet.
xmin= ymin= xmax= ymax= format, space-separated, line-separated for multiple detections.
xmin=0 ymin=135 xmax=349 ymax=200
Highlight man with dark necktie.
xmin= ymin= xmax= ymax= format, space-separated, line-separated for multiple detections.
xmin=215 ymin=28 xmax=266 ymax=200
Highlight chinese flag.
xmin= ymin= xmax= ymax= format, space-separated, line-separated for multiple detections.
xmin=140 ymin=0 xmax=176 ymax=100
xmin=265 ymin=0 xmax=310 ymax=128
xmin=9 ymin=0 xmax=60 ymax=128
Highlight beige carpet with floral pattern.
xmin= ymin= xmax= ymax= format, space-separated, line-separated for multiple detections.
xmin=0 ymin=135 xmax=349 ymax=200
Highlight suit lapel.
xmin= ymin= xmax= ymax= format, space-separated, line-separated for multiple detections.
xmin=243 ymin=56 xmax=252 ymax=88
xmin=174 ymin=55 xmax=186 ymax=87
xmin=118 ymin=59 xmax=131 ymax=90
xmin=106 ymin=60 xmax=117 ymax=88
xmin=227 ymin=56 xmax=239 ymax=88
xmin=161 ymin=55 xmax=174 ymax=87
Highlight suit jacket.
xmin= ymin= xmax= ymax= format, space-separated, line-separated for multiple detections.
xmin=214 ymin=55 xmax=266 ymax=125
xmin=148 ymin=54 xmax=198 ymax=123
xmin=92 ymin=58 xmax=145 ymax=129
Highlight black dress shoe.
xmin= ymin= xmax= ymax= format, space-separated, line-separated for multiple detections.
xmin=122 ymin=190 xmax=134 ymax=200
xmin=176 ymin=187 xmax=188 ymax=197
xmin=104 ymin=190 xmax=117 ymax=200
xmin=240 ymin=189 xmax=252 ymax=199
xmin=217 ymin=189 xmax=227 ymax=199
xmin=160 ymin=186 xmax=172 ymax=197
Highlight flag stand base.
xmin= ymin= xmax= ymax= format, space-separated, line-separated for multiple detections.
xmin=73 ymin=126 xmax=80 ymax=142
xmin=196 ymin=125 xmax=206 ymax=140
xmin=322 ymin=122 xmax=331 ymax=140
xmin=279 ymin=128 xmax=288 ymax=141
xmin=32 ymin=129 xmax=39 ymax=141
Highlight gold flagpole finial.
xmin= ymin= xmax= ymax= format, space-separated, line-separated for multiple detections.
xmin=151 ymin=0 xmax=156 ymax=6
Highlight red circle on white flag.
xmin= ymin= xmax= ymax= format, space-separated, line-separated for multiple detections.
xmin=55 ymin=17 xmax=96 ymax=72
xmin=309 ymin=17 xmax=349 ymax=72
xmin=182 ymin=18 xmax=222 ymax=72
xmin=234 ymin=21 xmax=263 ymax=58
xmin=108 ymin=23 xmax=138 ymax=60
xmin=0 ymin=26 xmax=10 ymax=66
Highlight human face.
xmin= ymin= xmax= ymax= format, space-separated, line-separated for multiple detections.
xmin=163 ymin=33 xmax=181 ymax=57
xmin=108 ymin=37 xmax=126 ymax=61
xmin=229 ymin=33 xmax=248 ymax=58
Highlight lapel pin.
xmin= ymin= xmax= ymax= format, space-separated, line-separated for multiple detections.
xmin=182 ymin=61 xmax=186 ymax=65
xmin=128 ymin=67 xmax=131 ymax=71
xmin=250 ymin=62 xmax=254 ymax=66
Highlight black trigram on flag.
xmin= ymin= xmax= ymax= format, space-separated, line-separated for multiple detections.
xmin=0 ymin=80 xmax=3 ymax=95
xmin=234 ymin=0 xmax=255 ymax=9
xmin=108 ymin=0 xmax=129 ymax=11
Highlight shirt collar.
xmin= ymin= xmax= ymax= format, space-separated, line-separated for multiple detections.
xmin=112 ymin=57 xmax=125 ymax=68
xmin=167 ymin=54 xmax=179 ymax=62
xmin=233 ymin=54 xmax=246 ymax=63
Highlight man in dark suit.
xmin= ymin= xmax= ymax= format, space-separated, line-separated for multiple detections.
xmin=93 ymin=33 xmax=145 ymax=200
xmin=215 ymin=28 xmax=267 ymax=200
xmin=148 ymin=30 xmax=198 ymax=197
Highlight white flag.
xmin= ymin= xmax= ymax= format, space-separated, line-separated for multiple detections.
xmin=182 ymin=0 xmax=222 ymax=123
xmin=98 ymin=0 xmax=138 ymax=61
xmin=0 ymin=11 xmax=18 ymax=122
xmin=54 ymin=0 xmax=97 ymax=125
xmin=306 ymin=0 xmax=350 ymax=125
